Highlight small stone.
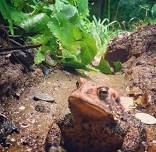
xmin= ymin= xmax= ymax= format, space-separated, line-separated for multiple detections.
xmin=17 ymin=141 xmax=21 ymax=145
xmin=20 ymin=123 xmax=29 ymax=128
xmin=15 ymin=92 xmax=20 ymax=97
xmin=152 ymin=140 xmax=156 ymax=144
xmin=33 ymin=92 xmax=55 ymax=102
xmin=26 ymin=148 xmax=32 ymax=152
xmin=10 ymin=138 xmax=16 ymax=142
xmin=64 ymin=71 xmax=70 ymax=75
xmin=54 ymin=87 xmax=58 ymax=91
xmin=135 ymin=113 xmax=156 ymax=125
xmin=35 ymin=104 xmax=45 ymax=113
xmin=92 ymin=56 xmax=101 ymax=66
xmin=19 ymin=106 xmax=26 ymax=111
xmin=31 ymin=119 xmax=36 ymax=124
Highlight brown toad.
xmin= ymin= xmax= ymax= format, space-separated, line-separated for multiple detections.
xmin=45 ymin=78 xmax=146 ymax=152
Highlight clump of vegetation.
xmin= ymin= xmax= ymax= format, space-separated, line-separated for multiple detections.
xmin=1 ymin=0 xmax=156 ymax=74
xmin=0 ymin=0 xmax=122 ymax=74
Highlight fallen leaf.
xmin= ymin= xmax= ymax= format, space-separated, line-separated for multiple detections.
xmin=128 ymin=86 xmax=143 ymax=98
xmin=135 ymin=113 xmax=156 ymax=125
xmin=134 ymin=94 xmax=149 ymax=108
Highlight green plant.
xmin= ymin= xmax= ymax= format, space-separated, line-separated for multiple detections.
xmin=0 ymin=0 xmax=14 ymax=34
xmin=0 ymin=0 xmax=122 ymax=74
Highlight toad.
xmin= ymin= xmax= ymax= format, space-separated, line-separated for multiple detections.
xmin=45 ymin=78 xmax=146 ymax=152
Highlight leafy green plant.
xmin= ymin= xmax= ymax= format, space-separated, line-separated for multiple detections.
xmin=47 ymin=12 xmax=97 ymax=68
xmin=90 ymin=16 xmax=121 ymax=54
xmin=0 ymin=0 xmax=14 ymax=34
xmin=0 ymin=0 xmax=122 ymax=74
xmin=25 ymin=0 xmax=98 ymax=70
xmin=151 ymin=4 xmax=156 ymax=17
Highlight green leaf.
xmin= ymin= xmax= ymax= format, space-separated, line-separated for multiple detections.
xmin=47 ymin=13 xmax=82 ymax=54
xmin=151 ymin=4 xmax=156 ymax=17
xmin=96 ymin=59 xmax=112 ymax=74
xmin=77 ymin=0 xmax=89 ymax=17
xmin=61 ymin=5 xmax=78 ymax=19
xmin=55 ymin=0 xmax=77 ymax=18
xmin=55 ymin=0 xmax=69 ymax=12
xmin=61 ymin=49 xmax=85 ymax=69
xmin=20 ymin=13 xmax=50 ymax=33
xmin=48 ymin=12 xmax=97 ymax=68
xmin=12 ymin=0 xmax=24 ymax=9
xmin=68 ymin=0 xmax=89 ymax=17
xmin=31 ymin=33 xmax=51 ymax=44
xmin=61 ymin=60 xmax=85 ymax=69
xmin=10 ymin=7 xmax=28 ymax=24
xmin=0 ymin=0 xmax=14 ymax=34
xmin=112 ymin=61 xmax=122 ymax=72
xmin=34 ymin=51 xmax=45 ymax=64
xmin=80 ymin=32 xmax=97 ymax=65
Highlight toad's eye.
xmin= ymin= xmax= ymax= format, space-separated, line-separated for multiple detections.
xmin=98 ymin=87 xmax=109 ymax=101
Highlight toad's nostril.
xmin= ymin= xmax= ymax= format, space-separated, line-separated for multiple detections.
xmin=76 ymin=81 xmax=80 ymax=88
xmin=98 ymin=87 xmax=109 ymax=101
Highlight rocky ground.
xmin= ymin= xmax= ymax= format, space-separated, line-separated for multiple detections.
xmin=106 ymin=25 xmax=156 ymax=151
xmin=106 ymin=25 xmax=156 ymax=115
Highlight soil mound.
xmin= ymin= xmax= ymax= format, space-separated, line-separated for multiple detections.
xmin=107 ymin=25 xmax=156 ymax=115
xmin=0 ymin=28 xmax=42 ymax=99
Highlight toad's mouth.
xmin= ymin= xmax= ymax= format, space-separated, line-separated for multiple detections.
xmin=69 ymin=97 xmax=112 ymax=119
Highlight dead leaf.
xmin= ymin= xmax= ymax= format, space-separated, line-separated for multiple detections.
xmin=134 ymin=92 xmax=150 ymax=108
xmin=128 ymin=86 xmax=143 ymax=98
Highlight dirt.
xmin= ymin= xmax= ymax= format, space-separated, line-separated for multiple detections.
xmin=0 ymin=56 xmax=43 ymax=100
xmin=106 ymin=25 xmax=156 ymax=105
xmin=106 ymin=25 xmax=156 ymax=62
xmin=124 ymin=52 xmax=156 ymax=113
xmin=106 ymin=24 xmax=156 ymax=151
xmin=0 ymin=70 xmax=128 ymax=152
xmin=0 ymin=24 xmax=156 ymax=151
xmin=0 ymin=26 xmax=38 ymax=99
xmin=107 ymin=25 xmax=156 ymax=112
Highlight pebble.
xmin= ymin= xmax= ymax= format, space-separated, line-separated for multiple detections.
xmin=31 ymin=119 xmax=36 ymax=124
xmin=19 ymin=106 xmax=26 ymax=111
xmin=10 ymin=138 xmax=16 ymax=142
xmin=33 ymin=92 xmax=55 ymax=102
xmin=152 ymin=140 xmax=156 ymax=144
xmin=35 ymin=104 xmax=45 ymax=113
xmin=135 ymin=113 xmax=156 ymax=125
xmin=20 ymin=123 xmax=29 ymax=128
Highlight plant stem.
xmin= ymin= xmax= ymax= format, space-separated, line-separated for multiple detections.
xmin=108 ymin=0 xmax=111 ymax=21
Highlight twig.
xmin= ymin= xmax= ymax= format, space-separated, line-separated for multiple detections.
xmin=0 ymin=44 xmax=42 ymax=52
xmin=9 ymin=35 xmax=23 ymax=39
xmin=0 ymin=50 xmax=21 ymax=55
xmin=9 ymin=38 xmax=23 ymax=46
